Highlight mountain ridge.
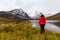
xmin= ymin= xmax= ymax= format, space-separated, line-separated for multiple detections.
xmin=46 ymin=12 xmax=60 ymax=20
xmin=0 ymin=8 xmax=31 ymax=23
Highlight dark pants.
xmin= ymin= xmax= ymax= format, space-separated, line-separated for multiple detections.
xmin=40 ymin=24 xmax=45 ymax=33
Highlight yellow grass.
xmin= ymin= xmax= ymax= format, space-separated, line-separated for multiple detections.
xmin=0 ymin=18 xmax=15 ymax=23
xmin=0 ymin=22 xmax=60 ymax=40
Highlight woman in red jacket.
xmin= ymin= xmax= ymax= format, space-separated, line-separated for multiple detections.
xmin=39 ymin=14 xmax=46 ymax=33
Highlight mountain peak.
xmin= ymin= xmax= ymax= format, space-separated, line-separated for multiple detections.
xmin=10 ymin=8 xmax=25 ymax=15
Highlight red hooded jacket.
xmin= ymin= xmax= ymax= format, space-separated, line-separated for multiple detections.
xmin=39 ymin=17 xmax=46 ymax=25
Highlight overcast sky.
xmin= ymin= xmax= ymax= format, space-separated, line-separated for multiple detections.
xmin=0 ymin=0 xmax=60 ymax=16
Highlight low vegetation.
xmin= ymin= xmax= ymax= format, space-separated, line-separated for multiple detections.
xmin=0 ymin=18 xmax=15 ymax=23
xmin=0 ymin=22 xmax=60 ymax=40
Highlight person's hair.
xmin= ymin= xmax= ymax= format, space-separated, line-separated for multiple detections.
xmin=40 ymin=14 xmax=45 ymax=17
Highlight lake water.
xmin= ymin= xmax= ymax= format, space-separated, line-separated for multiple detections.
xmin=30 ymin=20 xmax=60 ymax=33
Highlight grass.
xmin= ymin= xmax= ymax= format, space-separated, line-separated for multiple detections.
xmin=0 ymin=17 xmax=15 ymax=23
xmin=0 ymin=22 xmax=60 ymax=40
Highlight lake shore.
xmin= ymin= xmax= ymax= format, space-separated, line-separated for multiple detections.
xmin=30 ymin=20 xmax=60 ymax=32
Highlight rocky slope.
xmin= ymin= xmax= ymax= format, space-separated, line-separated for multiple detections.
xmin=0 ymin=8 xmax=30 ymax=22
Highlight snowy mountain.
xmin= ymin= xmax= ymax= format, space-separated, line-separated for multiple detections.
xmin=0 ymin=8 xmax=30 ymax=22
xmin=10 ymin=8 xmax=30 ymax=19
xmin=30 ymin=11 xmax=42 ymax=19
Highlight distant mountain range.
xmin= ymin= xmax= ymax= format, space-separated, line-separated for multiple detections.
xmin=46 ymin=12 xmax=60 ymax=20
xmin=0 ymin=8 xmax=60 ymax=23
xmin=0 ymin=8 xmax=30 ymax=23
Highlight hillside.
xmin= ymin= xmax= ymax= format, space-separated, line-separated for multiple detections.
xmin=46 ymin=12 xmax=60 ymax=20
xmin=0 ymin=8 xmax=30 ymax=23
xmin=0 ymin=17 xmax=15 ymax=23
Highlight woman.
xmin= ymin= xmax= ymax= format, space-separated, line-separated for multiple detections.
xmin=39 ymin=14 xmax=46 ymax=33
